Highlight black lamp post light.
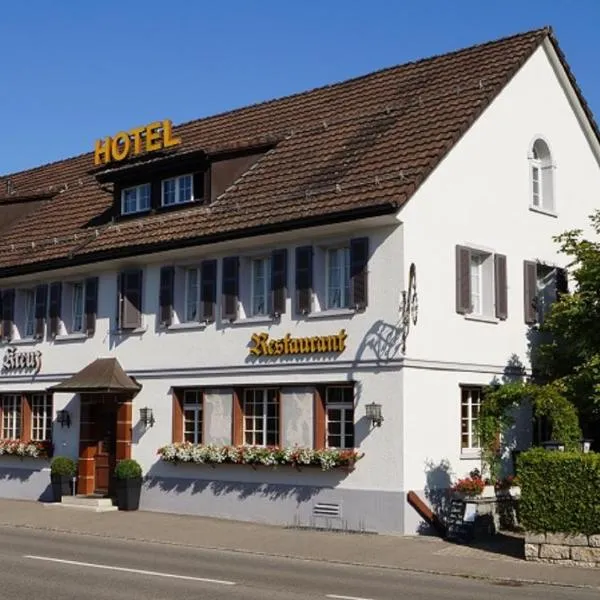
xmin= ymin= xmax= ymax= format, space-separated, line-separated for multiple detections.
xmin=580 ymin=438 xmax=593 ymax=453
xmin=541 ymin=440 xmax=565 ymax=452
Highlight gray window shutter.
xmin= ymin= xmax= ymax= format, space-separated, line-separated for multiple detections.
xmin=1 ymin=289 xmax=14 ymax=341
xmin=222 ymin=257 xmax=239 ymax=321
xmin=523 ymin=261 xmax=538 ymax=325
xmin=494 ymin=254 xmax=508 ymax=320
xmin=120 ymin=270 xmax=143 ymax=330
xmin=84 ymin=277 xmax=98 ymax=336
xmin=34 ymin=284 xmax=48 ymax=340
xmin=455 ymin=245 xmax=472 ymax=314
xmin=201 ymin=259 xmax=217 ymax=322
xmin=350 ymin=237 xmax=369 ymax=310
xmin=270 ymin=249 xmax=287 ymax=316
xmin=49 ymin=282 xmax=62 ymax=338
xmin=556 ymin=267 xmax=568 ymax=299
xmin=295 ymin=246 xmax=313 ymax=315
xmin=159 ymin=267 xmax=174 ymax=327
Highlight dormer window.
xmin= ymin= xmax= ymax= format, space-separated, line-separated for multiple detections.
xmin=121 ymin=183 xmax=151 ymax=215
xmin=162 ymin=174 xmax=193 ymax=207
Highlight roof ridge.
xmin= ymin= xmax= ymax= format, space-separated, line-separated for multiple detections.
xmin=0 ymin=26 xmax=549 ymax=181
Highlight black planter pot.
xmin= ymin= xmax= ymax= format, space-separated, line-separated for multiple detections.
xmin=50 ymin=474 xmax=73 ymax=502
xmin=115 ymin=477 xmax=142 ymax=511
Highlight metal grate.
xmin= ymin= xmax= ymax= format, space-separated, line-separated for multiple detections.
xmin=312 ymin=502 xmax=341 ymax=518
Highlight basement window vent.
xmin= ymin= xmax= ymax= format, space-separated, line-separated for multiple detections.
xmin=312 ymin=502 xmax=341 ymax=518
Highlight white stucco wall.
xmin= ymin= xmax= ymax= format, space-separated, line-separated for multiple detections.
xmin=398 ymin=42 xmax=600 ymax=532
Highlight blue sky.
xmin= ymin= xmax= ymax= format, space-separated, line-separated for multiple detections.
xmin=2 ymin=1 xmax=599 ymax=175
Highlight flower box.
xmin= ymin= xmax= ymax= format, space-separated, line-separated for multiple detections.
xmin=157 ymin=443 xmax=363 ymax=471
xmin=0 ymin=439 xmax=51 ymax=459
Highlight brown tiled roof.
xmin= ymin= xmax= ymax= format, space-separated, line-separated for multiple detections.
xmin=0 ymin=26 xmax=587 ymax=276
xmin=49 ymin=358 xmax=141 ymax=393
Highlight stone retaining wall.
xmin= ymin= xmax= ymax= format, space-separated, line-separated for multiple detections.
xmin=525 ymin=532 xmax=600 ymax=568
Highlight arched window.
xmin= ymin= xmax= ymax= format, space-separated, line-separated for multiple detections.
xmin=529 ymin=138 xmax=555 ymax=212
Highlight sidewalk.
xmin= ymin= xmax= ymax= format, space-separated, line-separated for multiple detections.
xmin=0 ymin=498 xmax=597 ymax=590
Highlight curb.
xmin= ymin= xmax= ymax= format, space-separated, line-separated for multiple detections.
xmin=0 ymin=522 xmax=597 ymax=591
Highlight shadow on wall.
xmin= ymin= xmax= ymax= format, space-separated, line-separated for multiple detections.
xmin=0 ymin=465 xmax=53 ymax=503
xmin=144 ymin=462 xmax=347 ymax=504
xmin=418 ymin=458 xmax=453 ymax=535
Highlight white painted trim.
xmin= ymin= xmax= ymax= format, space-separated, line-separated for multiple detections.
xmin=306 ymin=308 xmax=355 ymax=320
xmin=166 ymin=322 xmax=207 ymax=332
xmin=464 ymin=314 xmax=499 ymax=325
xmin=54 ymin=333 xmax=88 ymax=342
xmin=542 ymin=39 xmax=600 ymax=167
xmin=8 ymin=338 xmax=39 ymax=346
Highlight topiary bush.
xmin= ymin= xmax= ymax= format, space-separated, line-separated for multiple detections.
xmin=114 ymin=458 xmax=142 ymax=480
xmin=50 ymin=456 xmax=77 ymax=477
xmin=519 ymin=448 xmax=600 ymax=535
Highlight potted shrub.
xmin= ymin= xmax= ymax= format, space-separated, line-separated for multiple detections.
xmin=115 ymin=458 xmax=143 ymax=511
xmin=451 ymin=470 xmax=485 ymax=499
xmin=50 ymin=456 xmax=77 ymax=502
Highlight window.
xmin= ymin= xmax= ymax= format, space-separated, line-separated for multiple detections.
xmin=71 ymin=282 xmax=84 ymax=332
xmin=326 ymin=247 xmax=351 ymax=309
xmin=162 ymin=174 xmax=193 ymax=207
xmin=243 ymin=388 xmax=279 ymax=446
xmin=184 ymin=268 xmax=200 ymax=322
xmin=1 ymin=395 xmax=21 ymax=439
xmin=183 ymin=389 xmax=203 ymax=444
xmin=121 ymin=183 xmax=151 ymax=215
xmin=461 ymin=386 xmax=482 ymax=451
xmin=251 ymin=257 xmax=270 ymax=316
xmin=524 ymin=261 xmax=567 ymax=325
xmin=529 ymin=139 xmax=555 ymax=212
xmin=22 ymin=289 xmax=35 ymax=338
xmin=325 ymin=386 xmax=354 ymax=449
xmin=456 ymin=246 xmax=507 ymax=320
xmin=31 ymin=394 xmax=52 ymax=441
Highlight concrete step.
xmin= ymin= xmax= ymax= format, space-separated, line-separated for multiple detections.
xmin=44 ymin=495 xmax=118 ymax=512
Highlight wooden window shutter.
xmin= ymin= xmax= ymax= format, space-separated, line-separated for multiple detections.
xmin=150 ymin=180 xmax=161 ymax=211
xmin=523 ymin=261 xmax=538 ymax=325
xmin=21 ymin=393 xmax=32 ymax=442
xmin=350 ymin=237 xmax=369 ymax=310
xmin=314 ymin=385 xmax=326 ymax=450
xmin=193 ymin=172 xmax=204 ymax=202
xmin=556 ymin=267 xmax=569 ymax=299
xmin=49 ymin=282 xmax=62 ymax=338
xmin=159 ymin=267 xmax=175 ymax=327
xmin=455 ymin=245 xmax=472 ymax=314
xmin=494 ymin=254 xmax=508 ymax=320
xmin=221 ymin=257 xmax=239 ymax=321
xmin=295 ymin=245 xmax=313 ymax=315
xmin=172 ymin=389 xmax=183 ymax=443
xmin=1 ymin=289 xmax=14 ymax=341
xmin=34 ymin=284 xmax=48 ymax=340
xmin=270 ymin=249 xmax=287 ymax=316
xmin=201 ymin=259 xmax=217 ymax=322
xmin=120 ymin=270 xmax=143 ymax=330
xmin=84 ymin=277 xmax=99 ymax=336
xmin=232 ymin=387 xmax=244 ymax=446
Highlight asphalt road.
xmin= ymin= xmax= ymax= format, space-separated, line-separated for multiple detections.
xmin=0 ymin=527 xmax=596 ymax=600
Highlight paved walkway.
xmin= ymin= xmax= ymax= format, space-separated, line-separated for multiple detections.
xmin=0 ymin=499 xmax=596 ymax=589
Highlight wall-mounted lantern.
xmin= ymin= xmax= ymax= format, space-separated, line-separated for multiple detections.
xmin=541 ymin=440 xmax=565 ymax=452
xmin=365 ymin=402 xmax=384 ymax=427
xmin=56 ymin=409 xmax=71 ymax=428
xmin=140 ymin=407 xmax=155 ymax=428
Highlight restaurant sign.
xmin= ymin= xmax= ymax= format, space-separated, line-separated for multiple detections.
xmin=249 ymin=330 xmax=348 ymax=357
xmin=94 ymin=119 xmax=181 ymax=166
xmin=2 ymin=347 xmax=42 ymax=372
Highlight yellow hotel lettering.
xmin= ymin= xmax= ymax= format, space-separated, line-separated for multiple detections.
xmin=249 ymin=330 xmax=348 ymax=357
xmin=94 ymin=119 xmax=181 ymax=166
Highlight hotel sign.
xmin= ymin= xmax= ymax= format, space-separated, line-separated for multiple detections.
xmin=94 ymin=119 xmax=181 ymax=166
xmin=249 ymin=330 xmax=348 ymax=357
xmin=2 ymin=347 xmax=42 ymax=373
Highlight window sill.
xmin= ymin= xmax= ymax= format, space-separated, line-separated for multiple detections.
xmin=54 ymin=332 xmax=88 ymax=343
xmin=166 ymin=322 xmax=208 ymax=332
xmin=529 ymin=205 xmax=557 ymax=218
xmin=229 ymin=315 xmax=278 ymax=326
xmin=8 ymin=337 xmax=40 ymax=346
xmin=306 ymin=308 xmax=356 ymax=320
xmin=114 ymin=326 xmax=147 ymax=336
xmin=460 ymin=450 xmax=482 ymax=460
xmin=464 ymin=314 xmax=499 ymax=325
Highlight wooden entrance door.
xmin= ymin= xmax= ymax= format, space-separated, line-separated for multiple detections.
xmin=91 ymin=400 xmax=117 ymax=495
